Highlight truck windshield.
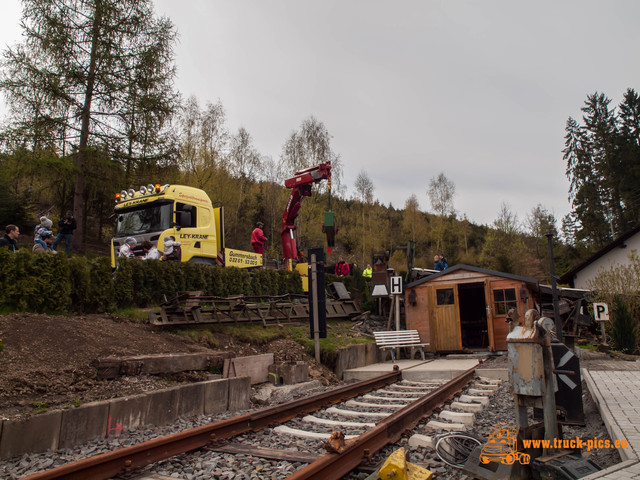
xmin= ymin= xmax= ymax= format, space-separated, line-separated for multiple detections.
xmin=115 ymin=202 xmax=172 ymax=237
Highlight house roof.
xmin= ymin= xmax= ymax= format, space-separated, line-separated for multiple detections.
xmin=405 ymin=264 xmax=539 ymax=289
xmin=539 ymin=284 xmax=591 ymax=300
xmin=559 ymin=223 xmax=640 ymax=285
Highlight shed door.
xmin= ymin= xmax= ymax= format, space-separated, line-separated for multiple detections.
xmin=429 ymin=284 xmax=461 ymax=351
xmin=488 ymin=280 xmax=519 ymax=351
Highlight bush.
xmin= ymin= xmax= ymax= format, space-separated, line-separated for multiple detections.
xmin=0 ymin=250 xmax=71 ymax=313
xmin=610 ymin=295 xmax=639 ymax=354
xmin=0 ymin=252 xmax=304 ymax=314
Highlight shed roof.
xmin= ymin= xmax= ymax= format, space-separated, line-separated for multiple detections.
xmin=405 ymin=264 xmax=539 ymax=289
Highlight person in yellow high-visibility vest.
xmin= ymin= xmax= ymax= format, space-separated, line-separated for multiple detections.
xmin=362 ymin=263 xmax=372 ymax=279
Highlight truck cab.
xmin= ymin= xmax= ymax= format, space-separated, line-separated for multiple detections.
xmin=111 ymin=184 xmax=224 ymax=267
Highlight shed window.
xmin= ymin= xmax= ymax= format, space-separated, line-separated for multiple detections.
xmin=493 ymin=288 xmax=517 ymax=315
xmin=436 ymin=288 xmax=455 ymax=305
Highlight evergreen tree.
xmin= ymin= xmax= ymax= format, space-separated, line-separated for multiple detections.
xmin=610 ymin=295 xmax=638 ymax=354
xmin=564 ymin=89 xmax=640 ymax=248
xmin=0 ymin=0 xmax=179 ymax=247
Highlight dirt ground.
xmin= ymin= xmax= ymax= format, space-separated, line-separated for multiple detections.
xmin=0 ymin=312 xmax=630 ymax=471
xmin=0 ymin=313 xmax=338 ymax=420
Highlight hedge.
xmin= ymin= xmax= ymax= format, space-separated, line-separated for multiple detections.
xmin=0 ymin=251 xmax=303 ymax=314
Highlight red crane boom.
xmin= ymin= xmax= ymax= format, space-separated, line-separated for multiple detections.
xmin=281 ymin=161 xmax=332 ymax=264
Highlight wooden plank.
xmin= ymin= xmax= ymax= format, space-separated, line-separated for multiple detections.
xmin=375 ymin=333 xmax=421 ymax=338
xmin=207 ymin=443 xmax=321 ymax=463
xmin=375 ymin=337 xmax=421 ymax=342
xmin=374 ymin=331 xmax=424 ymax=347
xmin=373 ymin=330 xmax=420 ymax=337
xmin=374 ymin=335 xmax=419 ymax=338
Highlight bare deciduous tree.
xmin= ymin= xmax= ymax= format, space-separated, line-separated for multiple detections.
xmin=427 ymin=172 xmax=455 ymax=251
xmin=281 ymin=116 xmax=342 ymax=194
xmin=354 ymin=170 xmax=374 ymax=261
xmin=178 ymin=96 xmax=228 ymax=189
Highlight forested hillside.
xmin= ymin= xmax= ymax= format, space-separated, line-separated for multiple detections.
xmin=1 ymin=0 xmax=638 ymax=284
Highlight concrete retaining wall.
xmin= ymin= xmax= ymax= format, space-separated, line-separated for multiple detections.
xmin=0 ymin=377 xmax=250 ymax=460
xmin=94 ymin=352 xmax=226 ymax=379
xmin=223 ymin=354 xmax=274 ymax=384
xmin=333 ymin=343 xmax=380 ymax=380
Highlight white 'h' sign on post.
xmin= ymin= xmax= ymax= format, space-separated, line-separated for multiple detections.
xmin=390 ymin=276 xmax=403 ymax=295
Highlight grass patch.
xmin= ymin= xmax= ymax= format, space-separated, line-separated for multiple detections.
xmin=0 ymin=305 xmax=18 ymax=315
xmin=285 ymin=320 xmax=373 ymax=353
xmin=576 ymin=343 xmax=597 ymax=351
xmin=174 ymin=319 xmax=374 ymax=355
xmin=32 ymin=401 xmax=49 ymax=413
xmin=112 ymin=307 xmax=152 ymax=321
xmin=176 ymin=327 xmax=223 ymax=348
xmin=210 ymin=323 xmax=287 ymax=345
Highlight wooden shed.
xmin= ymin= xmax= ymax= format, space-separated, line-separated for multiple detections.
xmin=404 ymin=265 xmax=539 ymax=352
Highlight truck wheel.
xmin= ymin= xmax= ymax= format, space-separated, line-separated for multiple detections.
xmin=480 ymin=455 xmax=490 ymax=464
xmin=504 ymin=453 xmax=515 ymax=465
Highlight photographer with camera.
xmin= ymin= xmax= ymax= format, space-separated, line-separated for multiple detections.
xmin=53 ymin=210 xmax=77 ymax=255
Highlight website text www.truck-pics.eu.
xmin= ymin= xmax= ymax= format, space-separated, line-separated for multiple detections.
xmin=522 ymin=437 xmax=627 ymax=452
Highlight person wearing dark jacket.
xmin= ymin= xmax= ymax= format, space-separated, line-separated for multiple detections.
xmin=53 ymin=210 xmax=77 ymax=255
xmin=0 ymin=224 xmax=19 ymax=252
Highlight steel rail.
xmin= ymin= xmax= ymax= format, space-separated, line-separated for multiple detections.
xmin=22 ymin=369 xmax=401 ymax=480
xmin=286 ymin=365 xmax=477 ymax=480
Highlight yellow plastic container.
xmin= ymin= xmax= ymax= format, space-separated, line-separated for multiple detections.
xmin=377 ymin=448 xmax=433 ymax=480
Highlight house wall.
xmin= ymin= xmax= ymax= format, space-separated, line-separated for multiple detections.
xmin=572 ymin=234 xmax=640 ymax=289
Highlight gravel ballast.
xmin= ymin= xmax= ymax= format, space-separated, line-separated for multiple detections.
xmin=0 ymin=375 xmax=622 ymax=479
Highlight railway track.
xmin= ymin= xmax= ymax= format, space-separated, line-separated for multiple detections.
xmin=22 ymin=366 xmax=482 ymax=480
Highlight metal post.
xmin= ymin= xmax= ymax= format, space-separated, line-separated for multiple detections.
xmin=310 ymin=253 xmax=320 ymax=363
xmin=542 ymin=334 xmax=559 ymax=454
xmin=395 ymin=293 xmax=400 ymax=331
xmin=600 ymin=321 xmax=608 ymax=346
xmin=545 ymin=233 xmax=563 ymax=343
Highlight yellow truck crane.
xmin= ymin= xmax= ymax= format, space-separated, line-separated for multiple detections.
xmin=110 ymin=183 xmax=261 ymax=268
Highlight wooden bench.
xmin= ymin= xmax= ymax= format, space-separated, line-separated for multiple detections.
xmin=373 ymin=330 xmax=430 ymax=362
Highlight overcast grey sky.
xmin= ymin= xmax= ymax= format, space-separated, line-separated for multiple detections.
xmin=1 ymin=1 xmax=639 ymax=227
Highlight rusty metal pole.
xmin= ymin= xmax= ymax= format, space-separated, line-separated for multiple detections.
xmin=310 ymin=253 xmax=320 ymax=363
xmin=545 ymin=233 xmax=563 ymax=343
xmin=542 ymin=333 xmax=559 ymax=454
